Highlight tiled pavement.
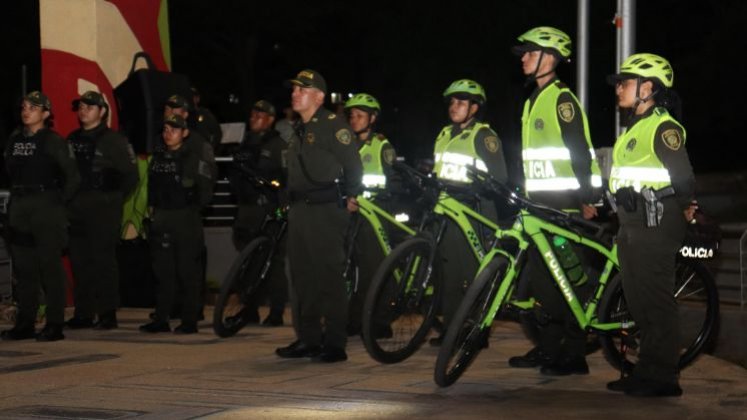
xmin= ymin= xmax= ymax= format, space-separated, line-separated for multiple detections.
xmin=0 ymin=308 xmax=745 ymax=420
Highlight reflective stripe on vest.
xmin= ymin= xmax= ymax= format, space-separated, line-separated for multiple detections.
xmin=359 ymin=136 xmax=389 ymax=189
xmin=433 ymin=122 xmax=490 ymax=183
xmin=521 ymin=81 xmax=601 ymax=193
xmin=609 ymin=108 xmax=686 ymax=193
xmin=522 ymin=147 xmax=603 ymax=191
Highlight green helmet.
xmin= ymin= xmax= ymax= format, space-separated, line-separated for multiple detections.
xmin=618 ymin=53 xmax=674 ymax=88
xmin=442 ymin=79 xmax=486 ymax=104
xmin=344 ymin=93 xmax=381 ymax=114
xmin=516 ymin=26 xmax=572 ymax=59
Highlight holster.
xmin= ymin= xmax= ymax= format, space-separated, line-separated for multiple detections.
xmin=640 ymin=186 xmax=675 ymax=227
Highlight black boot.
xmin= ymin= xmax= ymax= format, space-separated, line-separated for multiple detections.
xmin=66 ymin=316 xmax=94 ymax=329
xmin=1 ymin=325 xmax=36 ymax=341
xmin=94 ymin=311 xmax=118 ymax=330
xmin=508 ymin=346 xmax=554 ymax=368
xmin=36 ymin=323 xmax=65 ymax=342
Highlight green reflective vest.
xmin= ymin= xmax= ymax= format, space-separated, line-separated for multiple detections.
xmin=359 ymin=134 xmax=389 ymax=189
xmin=521 ymin=81 xmax=601 ymax=193
xmin=433 ymin=122 xmax=489 ymax=184
xmin=121 ymin=156 xmax=150 ymax=239
xmin=609 ymin=107 xmax=686 ymax=193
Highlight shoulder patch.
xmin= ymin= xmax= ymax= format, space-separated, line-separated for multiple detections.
xmin=662 ymin=129 xmax=682 ymax=151
xmin=382 ymin=148 xmax=396 ymax=165
xmin=336 ymin=129 xmax=352 ymax=145
xmin=198 ymin=160 xmax=213 ymax=179
xmin=328 ymin=113 xmax=336 ymax=120
xmin=557 ymin=102 xmax=575 ymax=123
xmin=484 ymin=136 xmax=500 ymax=153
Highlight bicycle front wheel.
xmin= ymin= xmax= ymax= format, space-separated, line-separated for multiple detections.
xmin=213 ymin=236 xmax=272 ymax=338
xmin=361 ymin=236 xmax=441 ymax=363
xmin=434 ymin=256 xmax=509 ymax=387
xmin=598 ymin=260 xmax=720 ymax=372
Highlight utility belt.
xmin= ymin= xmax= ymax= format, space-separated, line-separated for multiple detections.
xmin=80 ymin=169 xmax=121 ymax=192
xmin=289 ymin=185 xmax=345 ymax=206
xmin=10 ymin=183 xmax=59 ymax=197
xmin=608 ymin=185 xmax=675 ymax=227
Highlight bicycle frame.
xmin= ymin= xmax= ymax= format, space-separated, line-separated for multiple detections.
xmin=356 ymin=195 xmax=417 ymax=254
xmin=477 ymin=209 xmax=627 ymax=333
xmin=432 ymin=192 xmax=499 ymax=262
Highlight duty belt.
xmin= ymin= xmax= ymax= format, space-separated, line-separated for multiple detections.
xmin=10 ymin=184 xmax=58 ymax=197
xmin=288 ymin=187 xmax=340 ymax=205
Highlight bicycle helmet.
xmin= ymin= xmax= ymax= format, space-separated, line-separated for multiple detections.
xmin=344 ymin=93 xmax=381 ymax=114
xmin=442 ymin=79 xmax=486 ymax=104
xmin=514 ymin=26 xmax=572 ymax=59
xmin=608 ymin=53 xmax=674 ymax=88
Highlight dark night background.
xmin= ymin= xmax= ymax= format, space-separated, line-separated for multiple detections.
xmin=2 ymin=0 xmax=746 ymax=183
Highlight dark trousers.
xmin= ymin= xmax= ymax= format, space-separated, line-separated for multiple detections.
xmin=68 ymin=192 xmax=123 ymax=318
xmin=287 ymin=201 xmax=349 ymax=348
xmin=150 ymin=208 xmax=204 ymax=324
xmin=9 ymin=194 xmax=68 ymax=326
xmin=522 ymin=245 xmax=591 ymax=359
xmin=617 ymin=202 xmax=686 ymax=384
xmin=439 ymin=196 xmax=497 ymax=328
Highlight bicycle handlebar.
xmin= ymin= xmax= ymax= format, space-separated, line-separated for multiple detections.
xmin=235 ymin=161 xmax=283 ymax=192
xmin=465 ymin=165 xmax=606 ymax=237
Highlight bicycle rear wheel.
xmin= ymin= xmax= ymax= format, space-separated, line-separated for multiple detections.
xmin=361 ymin=236 xmax=441 ymax=363
xmin=434 ymin=256 xmax=509 ymax=387
xmin=213 ymin=236 xmax=272 ymax=338
xmin=598 ymin=260 xmax=719 ymax=372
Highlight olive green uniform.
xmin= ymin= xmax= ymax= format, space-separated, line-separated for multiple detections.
xmin=520 ymin=79 xmax=599 ymax=361
xmin=193 ymin=106 xmax=223 ymax=152
xmin=286 ymin=107 xmax=362 ymax=349
xmin=348 ymin=134 xmax=396 ymax=333
xmin=67 ymin=123 xmax=138 ymax=320
xmin=231 ymin=128 xmax=288 ymax=317
xmin=433 ymin=120 xmax=507 ymax=328
xmin=4 ymin=127 xmax=80 ymax=327
xmin=148 ymin=140 xmax=215 ymax=325
xmin=612 ymin=107 xmax=694 ymax=385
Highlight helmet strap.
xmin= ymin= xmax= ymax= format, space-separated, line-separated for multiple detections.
xmin=525 ymin=50 xmax=558 ymax=86
xmin=630 ymin=77 xmax=658 ymax=117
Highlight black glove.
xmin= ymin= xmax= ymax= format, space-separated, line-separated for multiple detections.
xmin=614 ymin=186 xmax=638 ymax=212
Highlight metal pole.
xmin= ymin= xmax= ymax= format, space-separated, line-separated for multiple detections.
xmin=576 ymin=0 xmax=590 ymax=109
xmin=21 ymin=65 xmax=27 ymax=96
xmin=615 ymin=0 xmax=636 ymax=137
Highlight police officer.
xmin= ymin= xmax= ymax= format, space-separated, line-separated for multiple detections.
xmin=605 ymin=53 xmax=694 ymax=397
xmin=275 ymin=69 xmax=362 ymax=363
xmin=231 ymin=99 xmax=288 ymax=326
xmin=139 ymin=114 xmax=216 ymax=334
xmin=65 ymin=91 xmax=139 ymax=330
xmin=508 ymin=27 xmax=602 ymax=375
xmin=163 ymin=94 xmax=212 ymax=154
xmin=190 ymin=87 xmax=223 ymax=152
xmin=431 ymin=79 xmax=508 ymax=345
xmin=342 ymin=93 xmax=396 ymax=336
xmin=162 ymin=94 xmax=217 ymax=320
xmin=1 ymin=91 xmax=80 ymax=341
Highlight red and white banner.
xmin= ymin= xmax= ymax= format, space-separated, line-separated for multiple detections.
xmin=40 ymin=0 xmax=171 ymax=136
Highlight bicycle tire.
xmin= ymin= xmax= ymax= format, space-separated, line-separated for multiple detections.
xmin=361 ymin=236 xmax=441 ymax=363
xmin=213 ymin=236 xmax=272 ymax=338
xmin=598 ymin=260 xmax=719 ymax=372
xmin=434 ymin=256 xmax=509 ymax=387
